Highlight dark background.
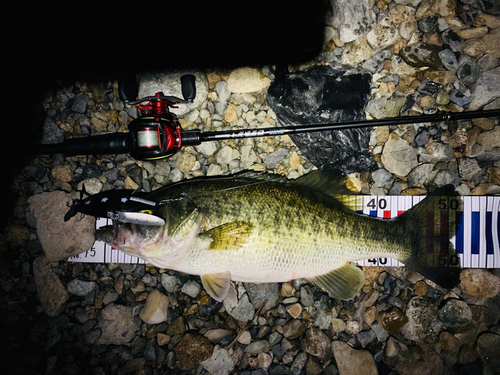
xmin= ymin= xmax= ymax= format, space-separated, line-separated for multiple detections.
xmin=3 ymin=0 xmax=327 ymax=228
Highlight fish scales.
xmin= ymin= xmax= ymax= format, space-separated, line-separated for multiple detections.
xmin=85 ymin=171 xmax=462 ymax=301
xmin=149 ymin=176 xmax=408 ymax=281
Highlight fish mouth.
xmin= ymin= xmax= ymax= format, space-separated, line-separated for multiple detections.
xmin=95 ymin=224 xmax=135 ymax=248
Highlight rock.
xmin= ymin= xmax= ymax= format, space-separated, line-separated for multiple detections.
xmin=139 ymin=289 xmax=169 ymax=324
xmin=437 ymin=299 xmax=472 ymax=327
xmin=71 ymin=94 xmax=89 ymax=113
xmin=240 ymin=145 xmax=258 ymax=169
xmin=79 ymin=177 xmax=103 ymax=194
xmin=263 ymin=147 xmax=289 ymax=169
xmin=195 ymin=141 xmax=218 ymax=157
xmin=290 ymin=351 xmax=308 ymax=374
xmin=424 ymin=142 xmax=454 ymax=162
xmin=33 ymin=256 xmax=70 ymax=317
xmin=378 ymin=307 xmax=409 ymax=334
xmin=366 ymin=17 xmax=401 ymax=51
xmin=286 ymin=303 xmax=302 ymax=319
xmin=457 ymin=61 xmax=481 ymax=89
xmin=463 ymin=28 xmax=500 ymax=58
xmin=381 ymin=133 xmax=418 ymax=176
xmin=300 ymin=327 xmax=331 ymax=360
xmin=476 ymin=333 xmax=500 ymax=373
xmin=300 ymin=285 xmax=315 ymax=307
xmin=97 ymin=303 xmax=138 ymax=345
xmin=342 ymin=36 xmax=374 ymax=66
xmin=138 ymin=70 xmax=209 ymax=116
xmin=166 ymin=316 xmax=185 ymax=336
xmin=244 ymin=282 xmax=279 ymax=310
xmin=438 ymin=49 xmax=459 ymax=71
xmin=225 ymin=293 xmax=255 ymax=322
xmin=357 ymin=329 xmax=377 ymax=348
xmin=408 ymin=163 xmax=436 ymax=187
xmin=372 ymin=168 xmax=394 ymax=189
xmin=282 ymin=319 xmax=306 ymax=339
xmin=176 ymin=332 xmax=213 ymax=367
xmin=387 ymin=338 xmax=444 ymax=375
xmin=216 ymin=145 xmax=236 ymax=165
xmin=227 ymin=67 xmax=271 ymax=93
xmin=469 ymin=66 xmax=500 ymax=110
xmin=204 ymin=329 xmax=233 ymax=344
xmin=4 ymin=223 xmax=30 ymax=247
xmin=458 ymin=158 xmax=482 ymax=180
xmin=244 ymin=340 xmax=270 ymax=355
xmin=201 ymin=345 xmax=234 ymax=375
xmin=51 ymin=164 xmax=73 ymax=183
xmin=441 ymin=29 xmax=463 ymax=53
xmin=66 ymin=278 xmax=97 ymax=296
xmin=457 ymin=26 xmax=489 ymax=40
xmin=459 ymin=269 xmax=500 ymax=298
xmin=332 ymin=340 xmax=377 ymax=375
xmin=177 ymin=153 xmax=196 ymax=174
xmin=28 ymin=191 xmax=96 ymax=261
xmin=400 ymin=296 xmax=442 ymax=344
xmin=330 ymin=0 xmax=372 ymax=43
xmin=434 ymin=169 xmax=460 ymax=187
xmin=385 ymin=96 xmax=406 ymax=118
xmin=181 ymin=280 xmax=201 ymax=298
xmin=399 ymin=42 xmax=442 ymax=68
xmin=161 ymin=273 xmax=180 ymax=293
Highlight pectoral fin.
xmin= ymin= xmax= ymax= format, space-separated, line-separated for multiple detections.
xmin=201 ymin=272 xmax=237 ymax=304
xmin=202 ymin=221 xmax=253 ymax=251
xmin=310 ymin=263 xmax=364 ymax=300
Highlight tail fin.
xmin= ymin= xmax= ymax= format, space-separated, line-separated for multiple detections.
xmin=397 ymin=185 xmax=462 ymax=289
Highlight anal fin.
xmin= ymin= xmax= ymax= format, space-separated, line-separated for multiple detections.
xmin=310 ymin=263 xmax=364 ymax=300
xmin=201 ymin=272 xmax=237 ymax=304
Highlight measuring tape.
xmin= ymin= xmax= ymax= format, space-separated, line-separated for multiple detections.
xmin=69 ymin=195 xmax=500 ymax=268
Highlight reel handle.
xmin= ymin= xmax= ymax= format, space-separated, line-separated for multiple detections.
xmin=181 ymin=74 xmax=196 ymax=102
xmin=118 ymin=74 xmax=139 ymax=103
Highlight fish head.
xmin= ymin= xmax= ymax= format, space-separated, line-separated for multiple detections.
xmin=95 ymin=211 xmax=198 ymax=269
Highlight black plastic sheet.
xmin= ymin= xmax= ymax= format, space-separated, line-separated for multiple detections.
xmin=267 ymin=64 xmax=376 ymax=175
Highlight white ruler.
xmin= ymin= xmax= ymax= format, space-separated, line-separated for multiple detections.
xmin=69 ymin=196 xmax=500 ymax=268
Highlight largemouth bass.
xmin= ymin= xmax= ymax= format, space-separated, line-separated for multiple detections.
xmin=69 ymin=171 xmax=461 ymax=302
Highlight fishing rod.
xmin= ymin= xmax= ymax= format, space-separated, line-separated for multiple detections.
xmin=32 ymin=74 xmax=500 ymax=161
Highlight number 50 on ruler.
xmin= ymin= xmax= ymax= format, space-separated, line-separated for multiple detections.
xmin=354 ymin=195 xmax=500 ymax=269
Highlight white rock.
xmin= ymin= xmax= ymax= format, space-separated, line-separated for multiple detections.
xmin=330 ymin=0 xmax=373 ymax=43
xmin=227 ymin=67 xmax=271 ymax=93
xmin=367 ymin=17 xmax=401 ymax=51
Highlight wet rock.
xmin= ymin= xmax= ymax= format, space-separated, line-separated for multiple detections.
xmin=437 ymin=299 xmax=472 ymax=327
xmin=459 ymin=269 xmax=500 ymax=298
xmin=300 ymin=327 xmax=331 ymax=360
xmin=330 ymin=0 xmax=373 ymax=43
xmin=227 ymin=67 xmax=271 ymax=93
xmin=139 ymin=289 xmax=169 ymax=324
xmin=286 ymin=303 xmax=302 ymax=319
xmin=381 ymin=133 xmax=418 ymax=176
xmin=201 ymin=345 xmax=234 ymax=375
xmin=97 ymin=303 xmax=138 ymax=345
xmin=28 ymin=191 xmax=96 ymax=261
xmin=161 ymin=273 xmax=180 ymax=293
xmin=441 ymin=29 xmax=463 ymax=53
xmin=33 ymin=256 xmax=70 ymax=317
xmin=332 ymin=340 xmax=377 ymax=375
xmin=176 ymin=332 xmax=213 ymax=367
xmin=166 ymin=316 xmax=185 ymax=336
xmin=418 ymin=16 xmax=438 ymax=33
xmin=400 ymin=297 xmax=442 ymax=344
xmin=245 ymin=282 xmax=279 ymax=310
xmin=66 ymin=278 xmax=97 ymax=296
xmin=463 ymin=28 xmax=500 ymax=58
xmin=408 ymin=163 xmax=436 ymax=187
xmin=204 ymin=329 xmax=233 ymax=344
xmin=300 ymin=285 xmax=315 ymax=307
xmin=282 ymin=319 xmax=306 ymax=339
xmin=378 ymin=307 xmax=408 ymax=334
xmin=399 ymin=42 xmax=442 ymax=68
